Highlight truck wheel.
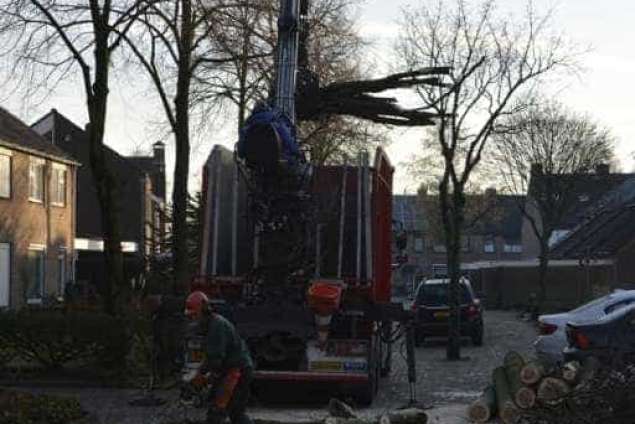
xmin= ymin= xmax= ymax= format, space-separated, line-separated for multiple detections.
xmin=355 ymin=372 xmax=377 ymax=406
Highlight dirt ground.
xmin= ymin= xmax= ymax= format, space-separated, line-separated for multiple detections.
xmin=3 ymin=310 xmax=537 ymax=424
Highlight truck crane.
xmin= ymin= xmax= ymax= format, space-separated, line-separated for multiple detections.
xmin=189 ymin=0 xmax=446 ymax=404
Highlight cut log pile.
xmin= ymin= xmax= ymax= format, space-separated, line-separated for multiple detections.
xmin=467 ymin=352 xmax=590 ymax=423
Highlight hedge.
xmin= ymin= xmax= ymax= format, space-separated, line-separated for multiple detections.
xmin=0 ymin=390 xmax=84 ymax=424
xmin=0 ymin=309 xmax=129 ymax=370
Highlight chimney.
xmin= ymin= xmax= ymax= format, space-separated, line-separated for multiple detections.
xmin=485 ymin=187 xmax=497 ymax=198
xmin=152 ymin=141 xmax=166 ymax=202
xmin=595 ymin=163 xmax=610 ymax=175
xmin=153 ymin=141 xmax=165 ymax=165
xmin=530 ymin=163 xmax=543 ymax=176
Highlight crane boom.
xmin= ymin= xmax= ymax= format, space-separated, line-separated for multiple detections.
xmin=274 ymin=0 xmax=302 ymax=123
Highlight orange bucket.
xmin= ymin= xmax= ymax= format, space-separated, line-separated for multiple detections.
xmin=307 ymin=282 xmax=343 ymax=316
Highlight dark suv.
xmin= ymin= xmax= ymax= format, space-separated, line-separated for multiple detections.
xmin=412 ymin=278 xmax=484 ymax=346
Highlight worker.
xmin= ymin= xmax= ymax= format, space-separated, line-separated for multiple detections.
xmin=184 ymin=291 xmax=254 ymax=424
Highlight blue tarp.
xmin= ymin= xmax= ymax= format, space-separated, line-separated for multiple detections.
xmin=238 ymin=103 xmax=303 ymax=166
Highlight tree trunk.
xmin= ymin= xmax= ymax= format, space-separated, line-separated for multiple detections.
xmin=172 ymin=0 xmax=194 ymax=294
xmin=445 ymin=186 xmax=465 ymax=360
xmin=87 ymin=18 xmax=124 ymax=316
xmin=537 ymin=236 xmax=550 ymax=310
xmin=493 ymin=366 xmax=520 ymax=424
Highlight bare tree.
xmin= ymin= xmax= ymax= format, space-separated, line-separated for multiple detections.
xmin=398 ymin=0 xmax=576 ymax=359
xmin=118 ymin=0 xmax=256 ymax=292
xmin=0 ymin=0 xmax=148 ymax=314
xmin=199 ymin=0 xmax=391 ymax=164
xmin=492 ymin=99 xmax=614 ymax=308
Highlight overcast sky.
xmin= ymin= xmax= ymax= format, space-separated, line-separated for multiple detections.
xmin=5 ymin=0 xmax=635 ymax=195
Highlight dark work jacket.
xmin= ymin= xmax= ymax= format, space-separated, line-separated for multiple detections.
xmin=206 ymin=313 xmax=253 ymax=372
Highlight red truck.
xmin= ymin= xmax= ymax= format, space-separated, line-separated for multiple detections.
xmin=192 ymin=145 xmax=400 ymax=404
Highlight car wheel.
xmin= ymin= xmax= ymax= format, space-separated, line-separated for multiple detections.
xmin=471 ymin=325 xmax=484 ymax=346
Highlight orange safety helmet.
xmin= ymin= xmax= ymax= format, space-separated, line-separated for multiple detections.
xmin=184 ymin=291 xmax=210 ymax=319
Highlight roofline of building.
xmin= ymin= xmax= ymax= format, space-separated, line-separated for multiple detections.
xmin=461 ymin=258 xmax=614 ymax=270
xmin=31 ymin=109 xmax=157 ymax=174
xmin=0 ymin=137 xmax=80 ymax=166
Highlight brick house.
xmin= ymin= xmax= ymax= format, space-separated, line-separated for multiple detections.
xmin=31 ymin=110 xmax=166 ymax=291
xmin=0 ymin=107 xmax=78 ymax=308
xmin=392 ymin=192 xmax=525 ymax=294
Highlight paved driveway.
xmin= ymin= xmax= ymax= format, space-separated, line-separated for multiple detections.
xmin=3 ymin=311 xmax=536 ymax=424
xmin=374 ymin=310 xmax=537 ymax=409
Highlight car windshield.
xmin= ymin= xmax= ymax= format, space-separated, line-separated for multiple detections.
xmin=417 ymin=283 xmax=471 ymax=306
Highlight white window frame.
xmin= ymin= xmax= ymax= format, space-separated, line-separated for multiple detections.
xmin=29 ymin=157 xmax=45 ymax=203
xmin=50 ymin=163 xmax=67 ymax=207
xmin=503 ymin=243 xmax=523 ymax=253
xmin=26 ymin=244 xmax=45 ymax=304
xmin=0 ymin=148 xmax=11 ymax=199
xmin=432 ymin=243 xmax=446 ymax=253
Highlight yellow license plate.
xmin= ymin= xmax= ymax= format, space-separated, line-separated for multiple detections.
xmin=311 ymin=361 xmax=343 ymax=372
xmin=434 ymin=311 xmax=449 ymax=319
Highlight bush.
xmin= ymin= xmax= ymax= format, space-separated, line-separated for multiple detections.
xmin=0 ymin=391 xmax=84 ymax=424
xmin=0 ymin=309 xmax=129 ymax=371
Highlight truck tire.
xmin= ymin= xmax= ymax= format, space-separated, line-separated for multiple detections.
xmin=355 ymin=368 xmax=377 ymax=406
xmin=356 ymin=342 xmax=380 ymax=406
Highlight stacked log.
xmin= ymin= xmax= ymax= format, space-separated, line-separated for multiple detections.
xmin=520 ymin=361 xmax=545 ymax=385
xmin=503 ymin=353 xmax=537 ymax=410
xmin=536 ymin=377 xmax=570 ymax=404
xmin=468 ymin=352 xmax=585 ymax=423
xmin=493 ymin=367 xmax=519 ymax=424
xmin=467 ymin=385 xmax=496 ymax=423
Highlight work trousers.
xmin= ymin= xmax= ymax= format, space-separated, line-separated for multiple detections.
xmin=207 ymin=367 xmax=254 ymax=424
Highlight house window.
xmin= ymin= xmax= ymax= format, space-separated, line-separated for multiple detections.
xmin=29 ymin=157 xmax=45 ymax=203
xmin=503 ymin=243 xmax=523 ymax=253
xmin=483 ymin=237 xmax=496 ymax=253
xmin=414 ymin=237 xmax=424 ymax=253
xmin=26 ymin=246 xmax=45 ymax=303
xmin=0 ymin=150 xmax=11 ymax=199
xmin=57 ymin=249 xmax=66 ymax=298
xmin=461 ymin=236 xmax=470 ymax=253
xmin=50 ymin=165 xmax=67 ymax=206
xmin=432 ymin=242 xmax=446 ymax=253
